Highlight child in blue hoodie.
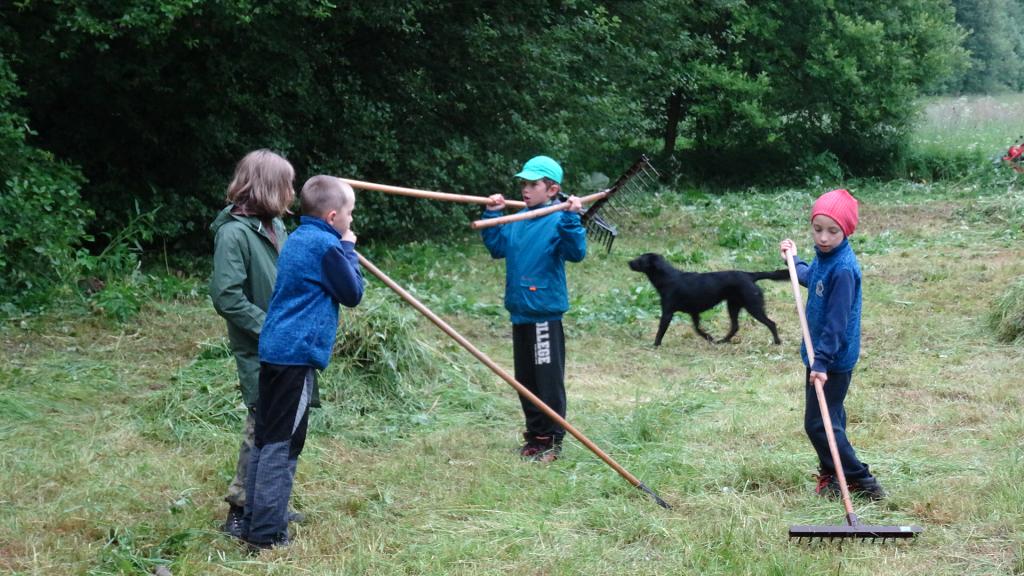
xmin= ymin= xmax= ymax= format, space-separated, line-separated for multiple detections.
xmin=779 ymin=188 xmax=885 ymax=500
xmin=242 ymin=175 xmax=364 ymax=550
xmin=481 ymin=156 xmax=586 ymax=462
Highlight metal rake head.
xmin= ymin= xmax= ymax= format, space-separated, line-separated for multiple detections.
xmin=789 ymin=522 xmax=922 ymax=543
xmin=581 ymin=155 xmax=659 ymax=254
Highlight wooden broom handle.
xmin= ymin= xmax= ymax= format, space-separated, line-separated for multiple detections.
xmin=784 ymin=249 xmax=858 ymax=525
xmin=357 ymin=252 xmax=669 ymax=508
xmin=340 ymin=177 xmax=526 ymax=209
xmin=469 ymin=191 xmax=608 ymax=230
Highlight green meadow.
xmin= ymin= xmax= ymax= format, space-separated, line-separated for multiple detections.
xmin=2 ymin=96 xmax=1023 ymax=575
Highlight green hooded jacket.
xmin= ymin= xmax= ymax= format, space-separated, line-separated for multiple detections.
xmin=209 ymin=205 xmax=287 ymax=407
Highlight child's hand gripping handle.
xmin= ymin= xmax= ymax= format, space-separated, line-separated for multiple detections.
xmin=784 ymin=247 xmax=858 ymax=523
xmin=784 ymin=249 xmax=814 ymax=363
xmin=470 ymin=191 xmax=606 ymax=230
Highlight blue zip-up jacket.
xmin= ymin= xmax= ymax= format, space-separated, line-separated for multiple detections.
xmin=793 ymin=238 xmax=861 ymax=373
xmin=259 ymin=217 xmax=364 ymax=369
xmin=481 ymin=201 xmax=587 ymax=324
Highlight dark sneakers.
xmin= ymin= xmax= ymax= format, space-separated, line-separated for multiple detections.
xmin=244 ymin=533 xmax=290 ymax=554
xmin=848 ymin=475 xmax=887 ymax=500
xmin=532 ymin=443 xmax=562 ymax=463
xmin=814 ymin=471 xmax=887 ymax=501
xmin=221 ymin=504 xmax=244 ymax=539
xmin=224 ymin=505 xmax=303 ymax=545
xmin=519 ymin=434 xmax=562 ymax=462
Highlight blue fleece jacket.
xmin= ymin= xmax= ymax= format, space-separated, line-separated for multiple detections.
xmin=481 ymin=201 xmax=587 ymax=324
xmin=793 ymin=238 xmax=862 ymax=373
xmin=259 ymin=217 xmax=364 ymax=368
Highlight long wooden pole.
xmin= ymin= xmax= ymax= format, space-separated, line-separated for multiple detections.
xmin=469 ymin=191 xmax=608 ymax=230
xmin=784 ymin=249 xmax=858 ymax=526
xmin=340 ymin=177 xmax=526 ymax=209
xmin=357 ymin=252 xmax=670 ymax=509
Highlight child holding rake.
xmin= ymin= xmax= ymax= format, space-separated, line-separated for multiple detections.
xmin=779 ymin=188 xmax=886 ymax=500
xmin=481 ymin=155 xmax=585 ymax=462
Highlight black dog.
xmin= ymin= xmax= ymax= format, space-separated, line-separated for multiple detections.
xmin=628 ymin=252 xmax=788 ymax=346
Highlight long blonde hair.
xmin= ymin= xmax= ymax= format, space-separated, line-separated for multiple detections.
xmin=225 ymin=149 xmax=295 ymax=217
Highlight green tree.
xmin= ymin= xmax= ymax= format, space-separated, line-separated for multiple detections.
xmin=944 ymin=0 xmax=1024 ymax=93
xmin=0 ymin=29 xmax=91 ymax=305
xmin=677 ymin=0 xmax=968 ymax=177
xmin=1 ymin=0 xmax=969 ymax=259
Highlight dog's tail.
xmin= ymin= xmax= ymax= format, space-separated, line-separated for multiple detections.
xmin=749 ymin=269 xmax=789 ymax=282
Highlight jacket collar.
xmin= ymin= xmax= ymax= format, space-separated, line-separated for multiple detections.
xmin=814 ymin=238 xmax=849 ymax=260
xmin=300 ymin=215 xmax=342 ymax=239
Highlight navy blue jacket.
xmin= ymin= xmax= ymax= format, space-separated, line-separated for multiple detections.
xmin=259 ymin=217 xmax=364 ymax=369
xmin=481 ymin=201 xmax=587 ymax=324
xmin=793 ymin=239 xmax=862 ymax=373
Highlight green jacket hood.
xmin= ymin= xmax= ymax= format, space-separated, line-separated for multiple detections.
xmin=211 ymin=205 xmax=274 ymax=236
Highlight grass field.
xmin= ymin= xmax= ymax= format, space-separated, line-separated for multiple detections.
xmin=2 ymin=97 xmax=1023 ymax=575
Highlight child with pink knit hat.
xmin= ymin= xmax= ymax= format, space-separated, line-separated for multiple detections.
xmin=779 ymin=188 xmax=886 ymax=500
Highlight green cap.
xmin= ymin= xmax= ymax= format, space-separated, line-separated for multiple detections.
xmin=515 ymin=155 xmax=563 ymax=184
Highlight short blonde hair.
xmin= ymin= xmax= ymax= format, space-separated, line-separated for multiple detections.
xmin=300 ymin=175 xmax=354 ymax=216
xmin=225 ymin=149 xmax=295 ymax=217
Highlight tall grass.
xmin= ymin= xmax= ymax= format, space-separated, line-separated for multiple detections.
xmin=903 ymin=93 xmax=1024 ymax=182
xmin=990 ymin=277 xmax=1024 ymax=343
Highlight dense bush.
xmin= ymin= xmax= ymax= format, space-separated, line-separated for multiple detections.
xmin=0 ymin=52 xmax=92 ymax=308
xmin=0 ymin=1 xmax=968 ymax=250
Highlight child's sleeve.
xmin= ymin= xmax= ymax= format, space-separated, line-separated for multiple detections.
xmin=793 ymin=255 xmax=810 ymax=286
xmin=480 ymin=209 xmax=508 ymax=259
xmin=209 ymin=228 xmax=265 ymax=337
xmin=812 ymin=268 xmax=855 ymax=372
xmin=556 ymin=211 xmax=586 ymax=262
xmin=322 ymin=241 xmax=364 ymax=308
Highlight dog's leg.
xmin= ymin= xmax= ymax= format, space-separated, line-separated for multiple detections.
xmin=719 ymin=300 xmax=742 ymax=343
xmin=653 ymin=312 xmax=674 ymax=346
xmin=747 ymin=307 xmax=782 ymax=345
xmin=689 ymin=313 xmax=714 ymax=342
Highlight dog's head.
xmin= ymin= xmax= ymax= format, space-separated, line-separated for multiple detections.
xmin=628 ymin=252 xmax=669 ymax=275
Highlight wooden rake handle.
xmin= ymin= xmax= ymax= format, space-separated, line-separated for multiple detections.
xmin=340 ymin=177 xmax=527 ymax=209
xmin=469 ymin=191 xmax=608 ymax=230
xmin=356 ymin=252 xmax=670 ymax=509
xmin=784 ymin=249 xmax=859 ymax=526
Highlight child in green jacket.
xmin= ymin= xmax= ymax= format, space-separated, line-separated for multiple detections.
xmin=209 ymin=149 xmax=294 ymax=536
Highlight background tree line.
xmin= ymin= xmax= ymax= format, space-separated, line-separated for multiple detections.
xmin=943 ymin=0 xmax=1024 ymax=93
xmin=1 ymin=0 xmax=1009 ymax=305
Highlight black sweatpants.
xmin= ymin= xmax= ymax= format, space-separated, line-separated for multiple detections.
xmin=512 ymin=320 xmax=567 ymax=441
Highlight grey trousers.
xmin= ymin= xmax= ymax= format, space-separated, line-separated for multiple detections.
xmin=243 ymin=364 xmax=314 ymax=545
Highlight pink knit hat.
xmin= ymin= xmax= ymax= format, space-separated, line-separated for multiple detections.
xmin=811 ymin=188 xmax=858 ymax=237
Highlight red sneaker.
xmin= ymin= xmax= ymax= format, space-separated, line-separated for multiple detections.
xmin=814 ymin=472 xmax=839 ymax=497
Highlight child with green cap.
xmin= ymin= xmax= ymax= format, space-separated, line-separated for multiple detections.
xmin=480 ymin=155 xmax=586 ymax=462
